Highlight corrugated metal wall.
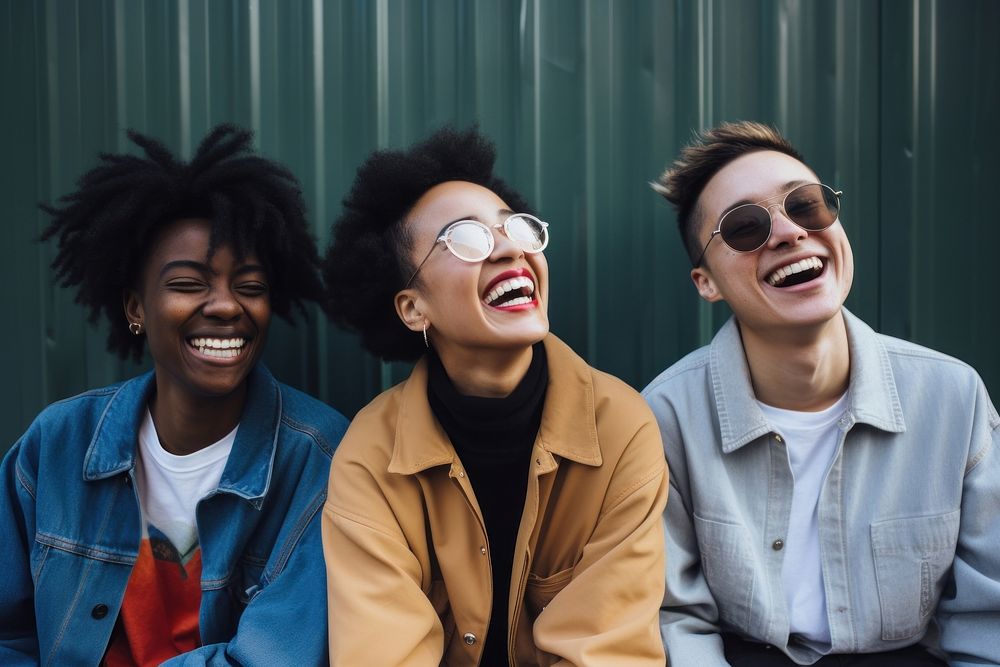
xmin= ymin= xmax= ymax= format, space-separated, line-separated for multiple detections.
xmin=2 ymin=0 xmax=998 ymax=452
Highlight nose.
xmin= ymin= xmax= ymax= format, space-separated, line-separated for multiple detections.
xmin=487 ymin=223 xmax=524 ymax=262
xmin=765 ymin=204 xmax=807 ymax=249
xmin=201 ymin=287 xmax=243 ymax=320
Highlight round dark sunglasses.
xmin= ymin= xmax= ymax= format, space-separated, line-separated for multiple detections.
xmin=694 ymin=183 xmax=842 ymax=268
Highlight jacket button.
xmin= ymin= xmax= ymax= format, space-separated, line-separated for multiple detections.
xmin=772 ymin=539 xmax=784 ymax=551
xmin=91 ymin=604 xmax=109 ymax=619
xmin=479 ymin=545 xmax=487 ymax=555
xmin=774 ymin=434 xmax=784 ymax=443
xmin=463 ymin=632 xmax=477 ymax=645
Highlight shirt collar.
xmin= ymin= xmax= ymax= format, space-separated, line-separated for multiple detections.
xmin=83 ymin=365 xmax=282 ymax=508
xmin=388 ymin=334 xmax=602 ymax=475
xmin=710 ymin=308 xmax=906 ymax=454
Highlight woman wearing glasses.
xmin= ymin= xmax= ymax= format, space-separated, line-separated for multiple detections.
xmin=321 ymin=127 xmax=667 ymax=666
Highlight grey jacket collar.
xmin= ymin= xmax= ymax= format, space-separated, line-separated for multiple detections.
xmin=710 ymin=309 xmax=906 ymax=454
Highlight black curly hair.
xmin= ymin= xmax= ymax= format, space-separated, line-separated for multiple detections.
xmin=323 ymin=126 xmax=532 ymax=362
xmin=41 ymin=124 xmax=324 ymax=361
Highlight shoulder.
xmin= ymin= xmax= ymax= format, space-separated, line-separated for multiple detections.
xmin=18 ymin=378 xmax=135 ymax=447
xmin=590 ymin=365 xmax=657 ymax=426
xmin=641 ymin=344 xmax=711 ymax=399
xmin=276 ymin=381 xmax=351 ymax=459
xmin=330 ymin=381 xmax=407 ymax=471
xmin=878 ymin=332 xmax=983 ymax=387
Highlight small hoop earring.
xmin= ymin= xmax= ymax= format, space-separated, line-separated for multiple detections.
xmin=128 ymin=321 xmax=142 ymax=336
xmin=422 ymin=322 xmax=429 ymax=349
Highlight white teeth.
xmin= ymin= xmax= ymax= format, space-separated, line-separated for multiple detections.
xmin=485 ymin=276 xmax=535 ymax=306
xmin=767 ymin=257 xmax=823 ymax=286
xmin=189 ymin=337 xmax=247 ymax=358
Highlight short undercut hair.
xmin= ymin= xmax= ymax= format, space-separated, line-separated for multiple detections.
xmin=41 ymin=124 xmax=324 ymax=361
xmin=652 ymin=120 xmax=803 ymax=266
xmin=323 ymin=126 xmax=532 ymax=362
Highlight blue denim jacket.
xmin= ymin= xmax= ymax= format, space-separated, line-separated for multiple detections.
xmin=643 ymin=310 xmax=1000 ymax=666
xmin=0 ymin=365 xmax=348 ymax=666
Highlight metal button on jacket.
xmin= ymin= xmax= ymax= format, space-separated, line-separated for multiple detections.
xmin=772 ymin=539 xmax=784 ymax=551
xmin=91 ymin=604 xmax=109 ymax=619
xmin=463 ymin=632 xmax=477 ymax=645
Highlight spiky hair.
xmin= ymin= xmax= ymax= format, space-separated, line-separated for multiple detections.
xmin=651 ymin=120 xmax=804 ymax=266
xmin=323 ymin=126 xmax=532 ymax=361
xmin=41 ymin=124 xmax=323 ymax=361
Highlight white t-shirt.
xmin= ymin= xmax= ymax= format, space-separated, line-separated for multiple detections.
xmin=135 ymin=409 xmax=236 ymax=555
xmin=758 ymin=392 xmax=848 ymax=648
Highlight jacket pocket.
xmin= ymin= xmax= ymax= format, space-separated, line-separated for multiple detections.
xmin=870 ymin=509 xmax=959 ymax=641
xmin=693 ymin=514 xmax=756 ymax=633
xmin=525 ymin=566 xmax=575 ymax=620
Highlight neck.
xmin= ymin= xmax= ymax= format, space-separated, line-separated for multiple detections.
xmin=149 ymin=378 xmax=246 ymax=455
xmin=739 ymin=312 xmax=850 ymax=411
xmin=434 ymin=343 xmax=535 ymax=398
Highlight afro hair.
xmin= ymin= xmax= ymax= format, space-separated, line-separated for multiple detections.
xmin=41 ymin=124 xmax=324 ymax=361
xmin=323 ymin=126 xmax=532 ymax=362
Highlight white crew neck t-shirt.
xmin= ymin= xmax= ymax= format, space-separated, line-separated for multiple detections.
xmin=135 ymin=408 xmax=236 ymax=556
xmin=757 ymin=392 xmax=848 ymax=649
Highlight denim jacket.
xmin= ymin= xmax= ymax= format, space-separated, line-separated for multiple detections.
xmin=643 ymin=310 xmax=1000 ymax=666
xmin=0 ymin=365 xmax=348 ymax=666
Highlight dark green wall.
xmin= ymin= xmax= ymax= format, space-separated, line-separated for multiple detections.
xmin=2 ymin=0 xmax=999 ymax=452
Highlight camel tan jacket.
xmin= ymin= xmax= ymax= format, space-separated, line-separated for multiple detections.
xmin=323 ymin=335 xmax=667 ymax=666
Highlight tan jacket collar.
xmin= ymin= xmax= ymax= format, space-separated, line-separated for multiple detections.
xmin=387 ymin=334 xmax=602 ymax=475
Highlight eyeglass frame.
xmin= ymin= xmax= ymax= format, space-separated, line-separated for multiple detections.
xmin=403 ymin=213 xmax=550 ymax=288
xmin=693 ymin=183 xmax=843 ymax=268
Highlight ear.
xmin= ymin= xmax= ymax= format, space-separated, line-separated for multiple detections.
xmin=690 ymin=267 xmax=723 ymax=303
xmin=393 ymin=288 xmax=427 ymax=333
xmin=123 ymin=289 xmax=144 ymax=325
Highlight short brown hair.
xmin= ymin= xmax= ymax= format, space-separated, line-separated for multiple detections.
xmin=652 ymin=121 xmax=803 ymax=266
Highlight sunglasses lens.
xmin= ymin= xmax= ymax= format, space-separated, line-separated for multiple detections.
xmin=505 ymin=214 xmax=548 ymax=252
xmin=720 ymin=206 xmax=771 ymax=252
xmin=784 ymin=184 xmax=840 ymax=230
xmin=445 ymin=221 xmax=493 ymax=261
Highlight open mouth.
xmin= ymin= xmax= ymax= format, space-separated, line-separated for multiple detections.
xmin=483 ymin=275 xmax=536 ymax=308
xmin=766 ymin=257 xmax=824 ymax=288
xmin=188 ymin=337 xmax=247 ymax=359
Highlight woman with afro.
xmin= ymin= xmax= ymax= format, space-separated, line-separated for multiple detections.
xmin=322 ymin=127 xmax=667 ymax=666
xmin=0 ymin=124 xmax=347 ymax=665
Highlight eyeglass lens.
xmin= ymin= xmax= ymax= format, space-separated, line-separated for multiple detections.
xmin=444 ymin=215 xmax=547 ymax=261
xmin=719 ymin=184 xmax=840 ymax=252
xmin=445 ymin=222 xmax=494 ymax=261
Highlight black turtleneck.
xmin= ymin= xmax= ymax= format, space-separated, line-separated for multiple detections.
xmin=426 ymin=343 xmax=548 ymax=667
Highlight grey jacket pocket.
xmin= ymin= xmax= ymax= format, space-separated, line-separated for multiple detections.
xmin=694 ymin=514 xmax=756 ymax=632
xmin=870 ymin=509 xmax=960 ymax=641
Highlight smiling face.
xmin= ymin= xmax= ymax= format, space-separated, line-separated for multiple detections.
xmin=395 ymin=181 xmax=549 ymax=361
xmin=691 ymin=150 xmax=854 ymax=337
xmin=125 ymin=218 xmax=272 ymax=402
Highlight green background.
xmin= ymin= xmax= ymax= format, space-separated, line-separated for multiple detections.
xmin=2 ymin=0 xmax=998 ymax=453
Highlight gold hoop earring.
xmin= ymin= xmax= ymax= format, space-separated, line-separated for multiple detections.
xmin=128 ymin=321 xmax=143 ymax=336
xmin=423 ymin=322 xmax=429 ymax=349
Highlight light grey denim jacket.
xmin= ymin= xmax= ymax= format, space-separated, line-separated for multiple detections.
xmin=642 ymin=310 xmax=1000 ymax=666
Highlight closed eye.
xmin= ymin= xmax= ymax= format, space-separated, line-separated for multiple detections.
xmin=236 ymin=282 xmax=269 ymax=297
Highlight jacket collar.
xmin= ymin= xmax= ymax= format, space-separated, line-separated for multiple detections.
xmin=710 ymin=308 xmax=906 ymax=454
xmin=388 ymin=334 xmax=602 ymax=475
xmin=83 ymin=365 xmax=282 ymax=508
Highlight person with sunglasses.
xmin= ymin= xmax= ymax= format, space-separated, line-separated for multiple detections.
xmin=644 ymin=120 xmax=1000 ymax=666
xmin=321 ymin=126 xmax=667 ymax=666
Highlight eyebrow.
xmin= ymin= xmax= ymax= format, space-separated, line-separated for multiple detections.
xmin=719 ymin=180 xmax=813 ymax=219
xmin=159 ymin=260 xmax=267 ymax=278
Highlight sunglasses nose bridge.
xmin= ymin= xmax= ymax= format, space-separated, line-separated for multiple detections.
xmin=765 ymin=202 xmax=811 ymax=246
